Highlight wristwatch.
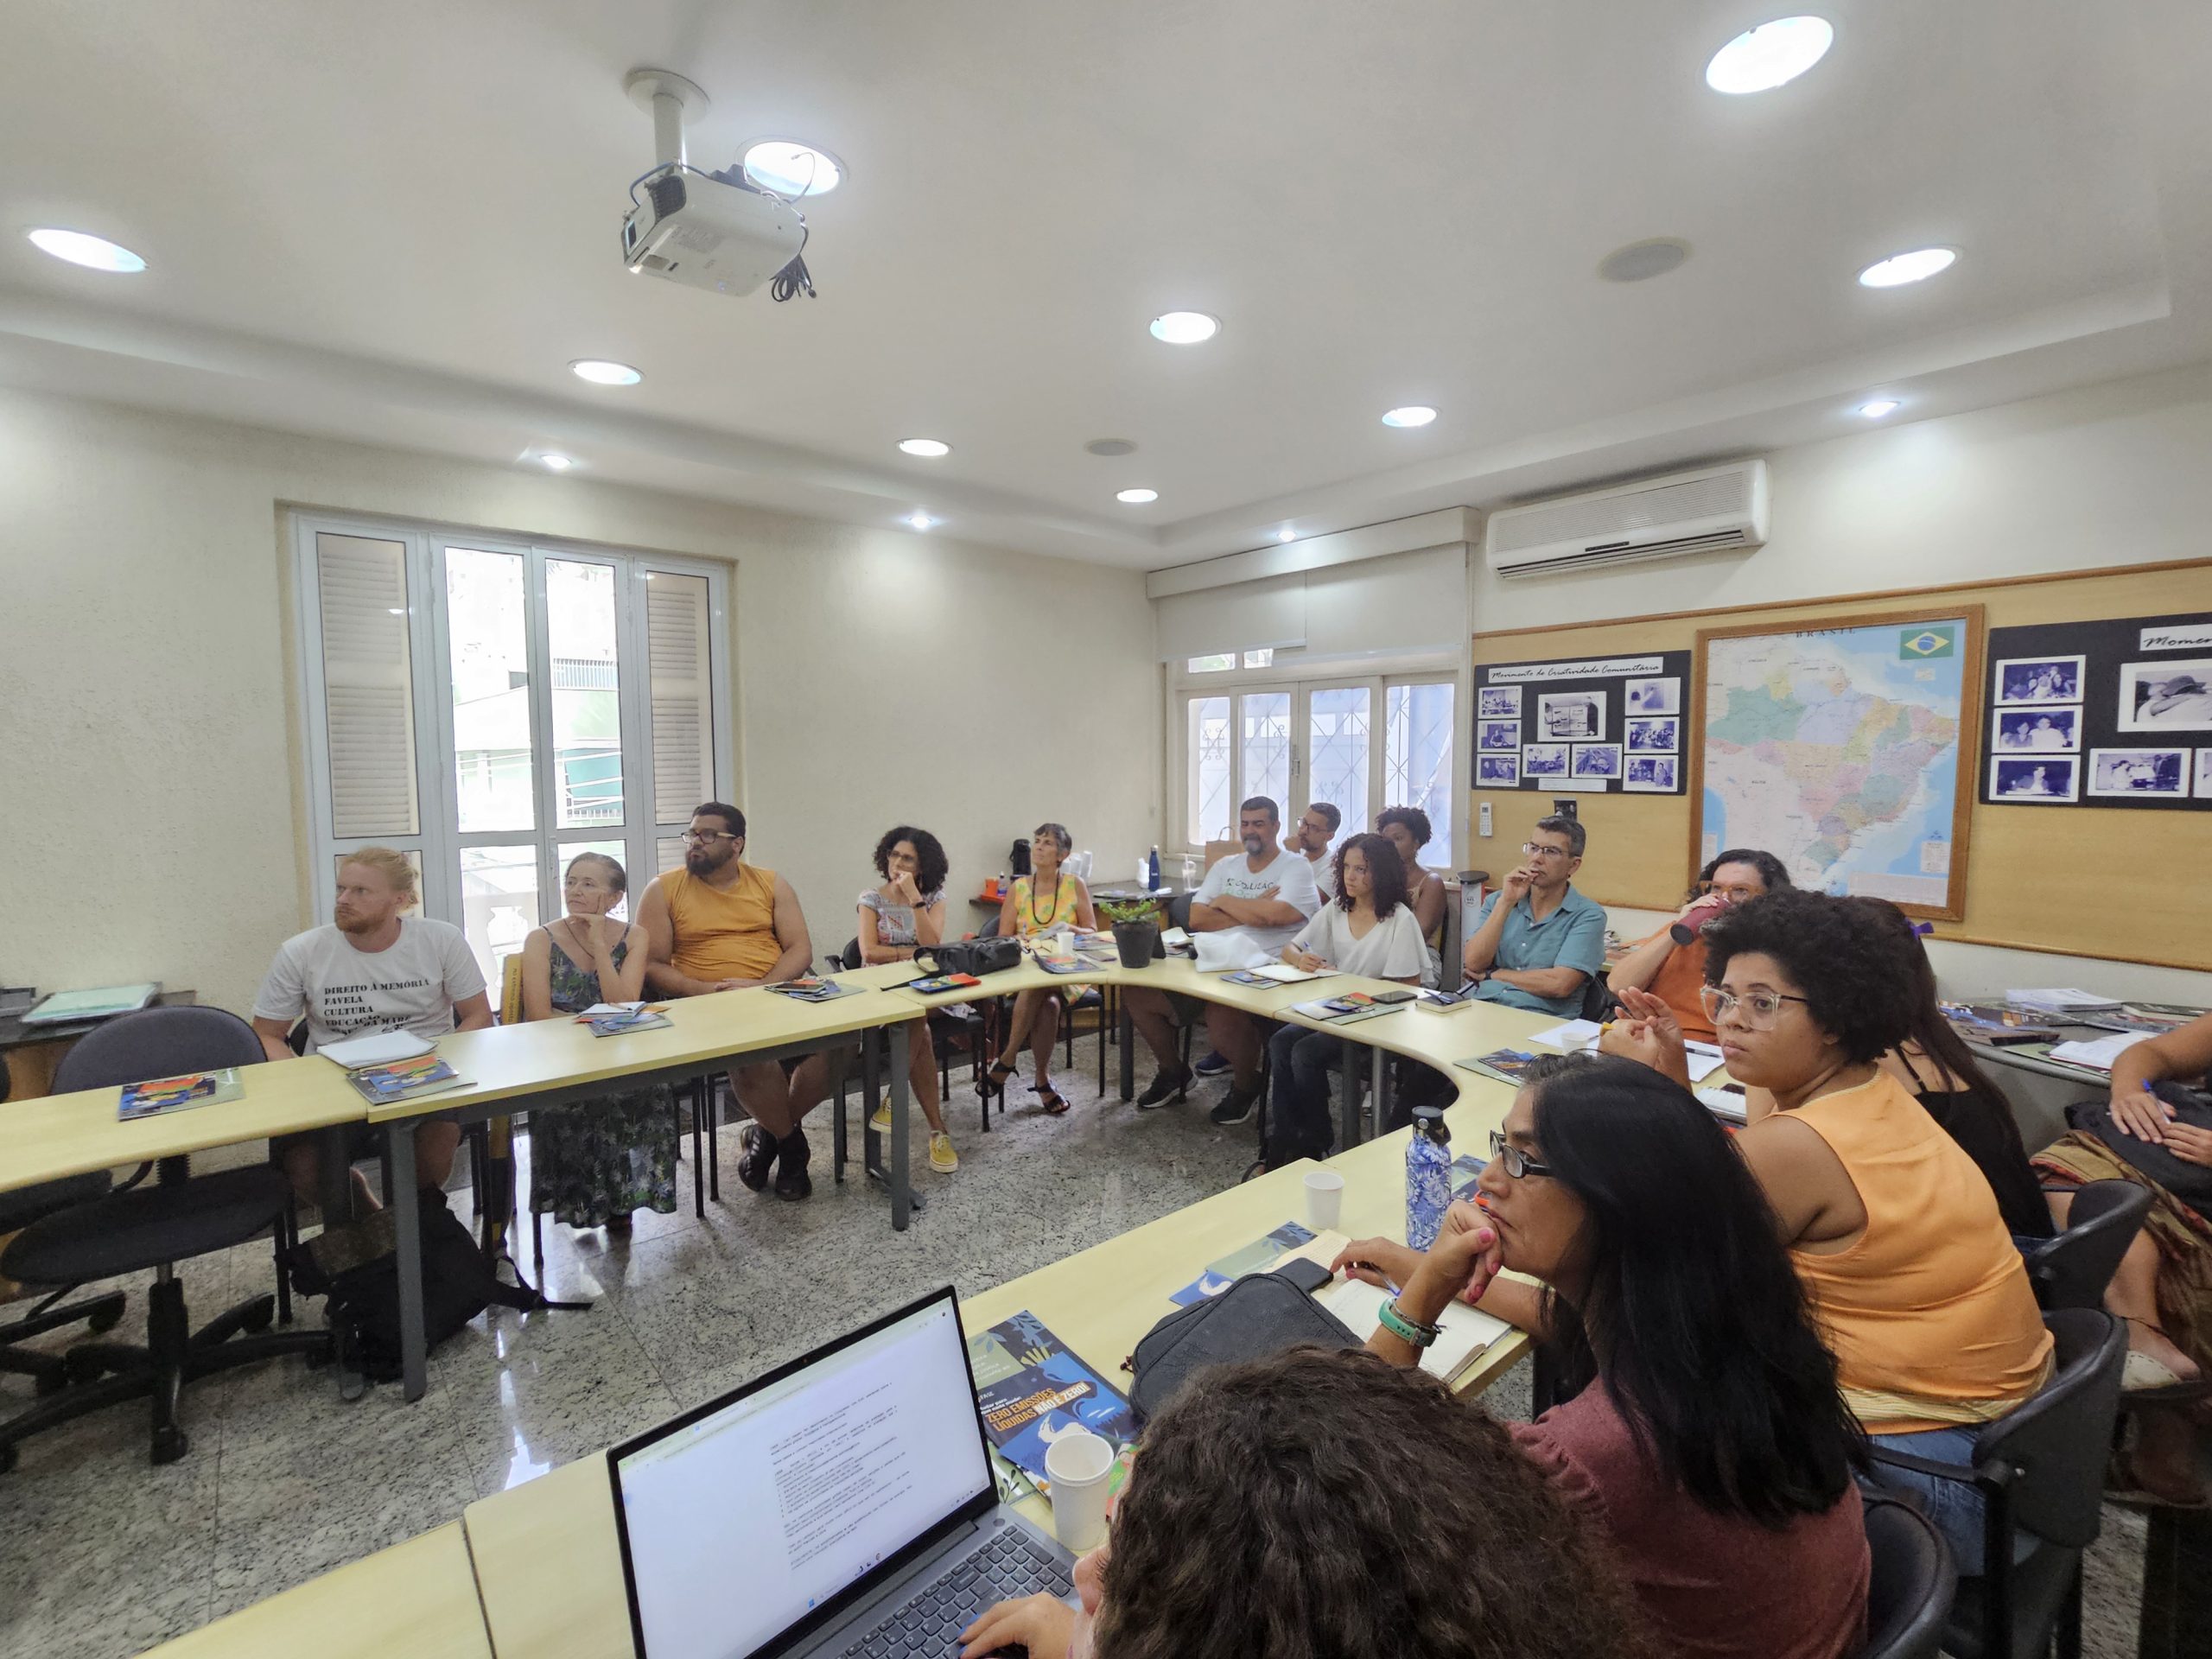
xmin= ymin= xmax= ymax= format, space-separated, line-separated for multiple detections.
xmin=1377 ymin=1299 xmax=1440 ymax=1349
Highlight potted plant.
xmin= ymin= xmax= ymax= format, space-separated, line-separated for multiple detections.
xmin=1098 ymin=897 xmax=1162 ymax=969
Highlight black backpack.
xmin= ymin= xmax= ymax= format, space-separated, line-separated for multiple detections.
xmin=289 ymin=1186 xmax=586 ymax=1382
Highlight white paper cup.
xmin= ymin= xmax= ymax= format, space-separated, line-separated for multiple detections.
xmin=1044 ymin=1427 xmax=1115 ymax=1553
xmin=1303 ymin=1169 xmax=1346 ymax=1232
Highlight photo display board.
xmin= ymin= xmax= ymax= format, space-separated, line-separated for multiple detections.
xmin=1978 ymin=609 xmax=2212 ymax=810
xmin=1475 ymin=649 xmax=1693 ymax=794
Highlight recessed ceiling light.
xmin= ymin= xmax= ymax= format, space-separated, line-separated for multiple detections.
xmin=1085 ymin=437 xmax=1139 ymax=457
xmin=1381 ymin=406 xmax=1437 ymax=428
xmin=904 ymin=511 xmax=936 ymax=531
xmin=1597 ymin=238 xmax=1692 ymax=283
xmin=570 ymin=359 xmax=643 ymax=385
xmin=1277 ymin=529 xmax=1297 ymax=543
xmin=1704 ymin=16 xmax=1834 ymax=95
xmin=537 ymin=453 xmax=575 ymax=470
xmin=1149 ymin=312 xmax=1220 ymax=345
xmin=1116 ymin=488 xmax=1160 ymax=505
xmin=1856 ymin=398 xmax=1902 ymax=419
xmin=1857 ymin=247 xmax=1956 ymax=288
xmin=742 ymin=140 xmax=845 ymax=198
xmin=28 ymin=227 xmax=146 ymax=273
xmin=898 ymin=438 xmax=950 ymax=458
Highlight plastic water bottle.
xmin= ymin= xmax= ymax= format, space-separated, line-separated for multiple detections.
xmin=1147 ymin=845 xmax=1160 ymax=893
xmin=1405 ymin=1107 xmax=1453 ymax=1251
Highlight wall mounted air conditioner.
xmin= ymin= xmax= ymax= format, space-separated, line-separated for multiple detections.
xmin=1483 ymin=459 xmax=1769 ymax=577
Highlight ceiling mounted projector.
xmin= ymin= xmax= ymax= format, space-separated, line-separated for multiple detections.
xmin=619 ymin=68 xmax=815 ymax=301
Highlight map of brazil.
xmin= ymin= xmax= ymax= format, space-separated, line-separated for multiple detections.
xmin=1700 ymin=618 xmax=1974 ymax=912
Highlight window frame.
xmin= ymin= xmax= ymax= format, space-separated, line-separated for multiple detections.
xmin=289 ymin=512 xmax=734 ymax=938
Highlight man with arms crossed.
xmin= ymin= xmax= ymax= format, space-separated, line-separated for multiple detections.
xmin=1194 ymin=799 xmax=1340 ymax=1079
xmin=252 ymin=848 xmax=493 ymax=1212
xmin=1460 ymin=815 xmax=1606 ymax=1019
xmin=1125 ymin=797 xmax=1320 ymax=1123
xmin=634 ymin=803 xmax=830 ymax=1201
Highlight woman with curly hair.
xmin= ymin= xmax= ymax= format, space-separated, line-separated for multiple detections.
xmin=856 ymin=826 xmax=957 ymax=1173
xmin=1262 ymin=833 xmax=1429 ymax=1166
xmin=1605 ymin=888 xmax=2050 ymax=1572
xmin=958 ymin=1344 xmax=1653 ymax=1659
xmin=1375 ymin=804 xmax=1449 ymax=987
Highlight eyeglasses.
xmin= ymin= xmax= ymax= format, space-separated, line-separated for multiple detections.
xmin=1488 ymin=1130 xmax=1554 ymax=1180
xmin=1698 ymin=985 xmax=1812 ymax=1027
xmin=1519 ymin=842 xmax=1573 ymax=860
xmin=682 ymin=830 xmax=740 ymax=846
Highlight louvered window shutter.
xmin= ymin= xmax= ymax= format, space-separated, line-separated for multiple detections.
xmin=646 ymin=573 xmax=714 ymax=823
xmin=315 ymin=533 xmax=422 ymax=837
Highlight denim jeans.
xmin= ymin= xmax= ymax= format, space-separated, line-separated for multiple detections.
xmin=1267 ymin=1023 xmax=1344 ymax=1161
xmin=1866 ymin=1426 xmax=2032 ymax=1575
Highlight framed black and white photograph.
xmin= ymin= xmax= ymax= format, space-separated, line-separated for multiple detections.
xmin=1523 ymin=743 xmax=1570 ymax=779
xmin=2117 ymin=659 xmax=2212 ymax=733
xmin=1991 ymin=757 xmax=2079 ymax=804
xmin=2198 ymin=749 xmax=2212 ymax=799
xmin=1624 ymin=676 xmax=1680 ymax=716
xmin=1624 ymin=753 xmax=1678 ymax=792
xmin=1537 ymin=690 xmax=1605 ymax=741
xmin=1993 ymin=655 xmax=2084 ymax=707
xmin=1478 ymin=685 xmax=1522 ymax=718
xmin=1993 ymin=708 xmax=2081 ymax=753
xmin=1478 ymin=719 xmax=1521 ymax=752
xmin=2088 ymin=747 xmax=2190 ymax=798
xmin=1477 ymin=752 xmax=1520 ymax=786
xmin=1625 ymin=715 xmax=1678 ymax=753
xmin=1571 ymin=742 xmax=1622 ymax=779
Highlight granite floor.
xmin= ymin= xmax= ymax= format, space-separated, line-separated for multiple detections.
xmin=0 ymin=1046 xmax=2177 ymax=1658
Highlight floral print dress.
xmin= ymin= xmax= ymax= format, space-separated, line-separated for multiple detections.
xmin=528 ymin=937 xmax=679 ymax=1228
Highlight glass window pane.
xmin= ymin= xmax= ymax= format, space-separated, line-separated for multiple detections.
xmin=1240 ymin=690 xmax=1292 ymax=818
xmin=556 ymin=839 xmax=632 ymax=925
xmin=1307 ymin=686 xmax=1371 ymax=848
xmin=460 ymin=844 xmax=542 ymax=988
xmin=548 ymin=560 xmax=624 ymax=830
xmin=445 ymin=548 xmax=534 ymax=833
xmin=646 ymin=572 xmax=715 ymax=825
xmin=1242 ymin=648 xmax=1274 ymax=668
xmin=1386 ymin=682 xmax=1458 ymax=863
xmin=1186 ymin=696 xmax=1231 ymax=845
xmin=316 ymin=533 xmax=421 ymax=837
xmin=1186 ymin=653 xmax=1235 ymax=673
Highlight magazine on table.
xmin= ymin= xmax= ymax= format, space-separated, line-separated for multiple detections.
xmin=118 ymin=1068 xmax=245 ymax=1121
xmin=340 ymin=1050 xmax=470 ymax=1105
xmin=967 ymin=1311 xmax=1135 ymax=1492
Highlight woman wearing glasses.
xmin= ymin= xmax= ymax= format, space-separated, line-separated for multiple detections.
xmin=982 ymin=822 xmax=1097 ymax=1117
xmin=1333 ymin=1053 xmax=1869 ymax=1659
xmin=1608 ymin=888 xmax=2050 ymax=1573
xmin=1604 ymin=848 xmax=1789 ymax=1041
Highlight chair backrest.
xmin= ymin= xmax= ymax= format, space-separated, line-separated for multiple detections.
xmin=1860 ymin=1496 xmax=1955 ymax=1659
xmin=977 ymin=913 xmax=1003 ymax=939
xmin=52 ymin=1005 xmax=265 ymax=1092
xmin=2022 ymin=1179 xmax=2151 ymax=1311
xmin=1972 ymin=1308 xmax=2126 ymax=1548
xmin=838 ymin=937 xmax=863 ymax=971
xmin=1578 ymin=972 xmax=1615 ymax=1023
xmin=1165 ymin=892 xmax=1194 ymax=931
xmin=499 ymin=953 xmax=525 ymax=1024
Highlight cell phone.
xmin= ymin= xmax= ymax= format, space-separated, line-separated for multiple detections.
xmin=1370 ymin=988 xmax=1416 ymax=1004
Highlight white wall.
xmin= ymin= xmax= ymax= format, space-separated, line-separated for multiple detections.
xmin=1470 ymin=362 xmax=2212 ymax=1006
xmin=0 ymin=389 xmax=1160 ymax=1017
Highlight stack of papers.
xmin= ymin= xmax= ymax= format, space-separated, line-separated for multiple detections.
xmin=1529 ymin=1019 xmax=1602 ymax=1050
xmin=2047 ymin=1032 xmax=2152 ymax=1072
xmin=1696 ymin=1085 xmax=1748 ymax=1122
xmin=319 ymin=1029 xmax=434 ymax=1069
xmin=1680 ymin=1040 xmax=1728 ymax=1083
xmin=22 ymin=983 xmax=160 ymax=1025
xmin=2007 ymin=988 xmax=2121 ymax=1014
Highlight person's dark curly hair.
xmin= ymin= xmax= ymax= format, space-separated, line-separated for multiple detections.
xmin=1689 ymin=847 xmax=1791 ymax=903
xmin=1096 ymin=1346 xmax=1654 ymax=1659
xmin=870 ymin=825 xmax=948 ymax=897
xmin=1331 ymin=831 xmax=1411 ymax=918
xmin=1376 ymin=804 xmax=1433 ymax=850
xmin=1700 ymin=888 xmax=1916 ymax=1064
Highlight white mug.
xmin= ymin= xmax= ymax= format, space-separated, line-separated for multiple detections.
xmin=1303 ymin=1169 xmax=1345 ymax=1232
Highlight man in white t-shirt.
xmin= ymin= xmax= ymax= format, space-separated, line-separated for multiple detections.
xmin=251 ymin=849 xmax=493 ymax=1211
xmin=1125 ymin=797 xmax=1320 ymax=1119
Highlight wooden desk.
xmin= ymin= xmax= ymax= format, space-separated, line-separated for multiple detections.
xmin=140 ymin=1522 xmax=489 ymax=1659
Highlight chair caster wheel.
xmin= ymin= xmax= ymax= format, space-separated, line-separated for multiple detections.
xmin=89 ymin=1302 xmax=125 ymax=1335
xmin=241 ymin=1297 xmax=276 ymax=1334
xmin=151 ymin=1427 xmax=188 ymax=1465
xmin=63 ymin=1349 xmax=108 ymax=1385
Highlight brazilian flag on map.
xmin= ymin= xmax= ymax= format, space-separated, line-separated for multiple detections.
xmin=1898 ymin=626 xmax=1956 ymax=659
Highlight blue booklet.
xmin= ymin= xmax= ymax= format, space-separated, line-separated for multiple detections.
xmin=967 ymin=1311 xmax=1135 ymax=1491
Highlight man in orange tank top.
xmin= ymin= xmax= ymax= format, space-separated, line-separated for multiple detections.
xmin=636 ymin=803 xmax=830 ymax=1200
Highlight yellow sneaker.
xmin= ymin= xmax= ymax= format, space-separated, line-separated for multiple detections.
xmin=929 ymin=1131 xmax=959 ymax=1173
xmin=870 ymin=1103 xmax=892 ymax=1131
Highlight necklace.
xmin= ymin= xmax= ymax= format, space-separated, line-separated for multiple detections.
xmin=1027 ymin=872 xmax=1066 ymax=928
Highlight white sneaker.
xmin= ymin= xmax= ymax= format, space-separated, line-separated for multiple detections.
xmin=929 ymin=1131 xmax=959 ymax=1173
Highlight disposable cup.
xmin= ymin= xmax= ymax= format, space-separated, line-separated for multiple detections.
xmin=1303 ymin=1169 xmax=1345 ymax=1232
xmin=1044 ymin=1427 xmax=1114 ymax=1553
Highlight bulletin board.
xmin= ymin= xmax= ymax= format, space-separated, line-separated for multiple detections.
xmin=1470 ymin=558 xmax=2212 ymax=971
xmin=1473 ymin=648 xmax=1694 ymax=793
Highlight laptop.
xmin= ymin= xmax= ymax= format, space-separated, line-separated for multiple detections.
xmin=608 ymin=1287 xmax=1079 ymax=1659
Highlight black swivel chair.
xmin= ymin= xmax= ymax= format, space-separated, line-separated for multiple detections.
xmin=2020 ymin=1178 xmax=2152 ymax=1312
xmin=1868 ymin=1308 xmax=2126 ymax=1659
xmin=0 ymin=1007 xmax=333 ymax=1471
xmin=0 ymin=1058 xmax=127 ymax=1395
xmin=1861 ymin=1495 xmax=1955 ymax=1659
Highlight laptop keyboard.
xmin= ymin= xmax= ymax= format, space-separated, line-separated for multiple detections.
xmin=837 ymin=1528 xmax=1071 ymax=1658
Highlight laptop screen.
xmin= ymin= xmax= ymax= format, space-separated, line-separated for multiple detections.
xmin=611 ymin=1290 xmax=995 ymax=1659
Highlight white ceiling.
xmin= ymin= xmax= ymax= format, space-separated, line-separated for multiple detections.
xmin=2 ymin=0 xmax=2209 ymax=569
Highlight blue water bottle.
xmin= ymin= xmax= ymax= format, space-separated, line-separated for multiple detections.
xmin=1147 ymin=844 xmax=1161 ymax=893
xmin=1406 ymin=1106 xmax=1453 ymax=1251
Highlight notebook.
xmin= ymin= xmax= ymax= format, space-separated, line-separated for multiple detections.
xmin=1323 ymin=1276 xmax=1512 ymax=1386
xmin=319 ymin=1028 xmax=435 ymax=1069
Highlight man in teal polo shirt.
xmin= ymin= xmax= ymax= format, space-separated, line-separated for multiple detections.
xmin=1461 ymin=814 xmax=1606 ymax=1017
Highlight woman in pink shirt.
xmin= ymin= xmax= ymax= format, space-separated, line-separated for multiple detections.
xmin=1339 ymin=1052 xmax=1869 ymax=1659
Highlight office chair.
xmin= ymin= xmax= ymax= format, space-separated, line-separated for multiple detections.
xmin=2021 ymin=1179 xmax=2150 ymax=1312
xmin=1860 ymin=1496 xmax=1955 ymax=1659
xmin=0 ymin=1007 xmax=332 ymax=1471
xmin=1866 ymin=1308 xmax=2126 ymax=1659
xmin=0 ymin=1054 xmax=128 ymax=1394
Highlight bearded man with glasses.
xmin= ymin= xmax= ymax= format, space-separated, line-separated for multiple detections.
xmin=1459 ymin=814 xmax=1606 ymax=1019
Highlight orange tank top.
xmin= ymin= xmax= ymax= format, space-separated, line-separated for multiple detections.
xmin=665 ymin=864 xmax=783 ymax=984
xmin=1783 ymin=1072 xmax=2053 ymax=1433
